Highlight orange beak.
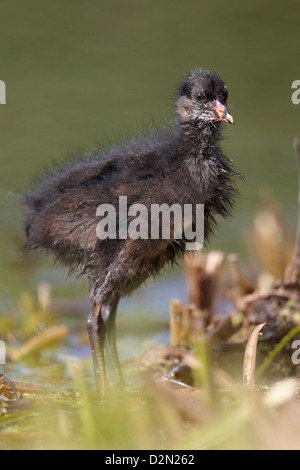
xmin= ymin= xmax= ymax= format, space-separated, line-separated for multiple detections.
xmin=212 ymin=98 xmax=234 ymax=125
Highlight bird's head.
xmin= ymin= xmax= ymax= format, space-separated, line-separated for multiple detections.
xmin=176 ymin=69 xmax=234 ymax=127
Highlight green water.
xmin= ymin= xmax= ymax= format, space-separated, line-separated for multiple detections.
xmin=0 ymin=0 xmax=300 ymax=308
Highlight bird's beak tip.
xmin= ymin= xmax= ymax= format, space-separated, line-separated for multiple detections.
xmin=226 ymin=114 xmax=235 ymax=125
xmin=212 ymin=99 xmax=234 ymax=125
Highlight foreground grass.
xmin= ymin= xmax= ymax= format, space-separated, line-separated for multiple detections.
xmin=1 ymin=329 xmax=300 ymax=450
xmin=0 ymin=287 xmax=300 ymax=450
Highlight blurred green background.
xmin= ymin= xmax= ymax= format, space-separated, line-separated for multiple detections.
xmin=0 ymin=0 xmax=299 ymax=314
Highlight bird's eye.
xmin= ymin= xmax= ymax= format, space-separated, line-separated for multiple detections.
xmin=195 ymin=93 xmax=202 ymax=101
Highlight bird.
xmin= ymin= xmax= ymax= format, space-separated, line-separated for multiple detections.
xmin=22 ymin=69 xmax=238 ymax=395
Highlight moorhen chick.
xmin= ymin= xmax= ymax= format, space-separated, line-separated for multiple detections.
xmin=22 ymin=69 xmax=238 ymax=394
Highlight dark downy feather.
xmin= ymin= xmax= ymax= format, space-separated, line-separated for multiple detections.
xmin=22 ymin=69 xmax=239 ymax=305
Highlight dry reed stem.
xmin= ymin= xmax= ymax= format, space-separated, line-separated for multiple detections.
xmin=243 ymin=322 xmax=268 ymax=389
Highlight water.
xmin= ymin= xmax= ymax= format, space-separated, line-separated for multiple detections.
xmin=0 ymin=0 xmax=300 ymax=323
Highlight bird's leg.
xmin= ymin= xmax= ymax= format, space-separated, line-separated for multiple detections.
xmin=87 ymin=303 xmax=107 ymax=396
xmin=101 ymin=297 xmax=123 ymax=386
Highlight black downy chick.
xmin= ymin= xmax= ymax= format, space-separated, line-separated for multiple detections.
xmin=23 ymin=70 xmax=238 ymax=394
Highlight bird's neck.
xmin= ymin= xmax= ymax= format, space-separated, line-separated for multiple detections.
xmin=176 ymin=120 xmax=221 ymax=156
